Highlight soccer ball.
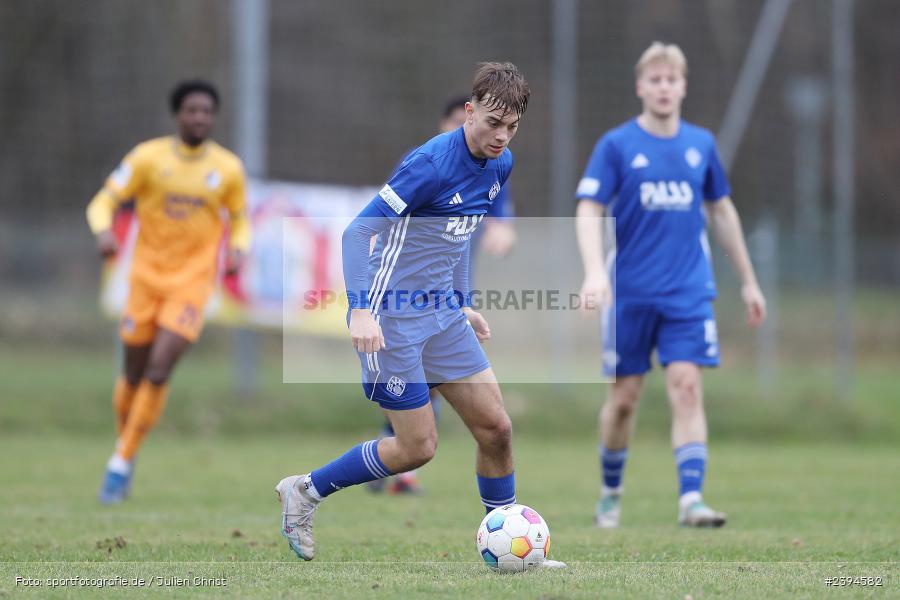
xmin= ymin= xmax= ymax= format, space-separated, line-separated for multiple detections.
xmin=476 ymin=504 xmax=551 ymax=572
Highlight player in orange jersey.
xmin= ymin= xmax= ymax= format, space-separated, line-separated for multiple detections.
xmin=86 ymin=80 xmax=251 ymax=503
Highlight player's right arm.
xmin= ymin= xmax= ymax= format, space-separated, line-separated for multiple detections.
xmin=343 ymin=153 xmax=440 ymax=353
xmin=85 ymin=145 xmax=149 ymax=257
xmin=575 ymin=136 xmax=620 ymax=313
xmin=575 ymin=200 xmax=611 ymax=313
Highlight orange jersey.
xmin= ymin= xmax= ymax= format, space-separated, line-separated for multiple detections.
xmin=87 ymin=136 xmax=250 ymax=292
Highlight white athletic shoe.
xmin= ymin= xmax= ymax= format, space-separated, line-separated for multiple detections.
xmin=678 ymin=500 xmax=727 ymax=528
xmin=594 ymin=489 xmax=622 ymax=528
xmin=539 ymin=559 xmax=568 ymax=569
xmin=275 ymin=474 xmax=320 ymax=560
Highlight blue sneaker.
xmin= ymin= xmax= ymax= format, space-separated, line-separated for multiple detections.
xmin=98 ymin=468 xmax=132 ymax=504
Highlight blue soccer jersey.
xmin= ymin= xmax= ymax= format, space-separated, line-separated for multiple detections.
xmin=349 ymin=126 xmax=512 ymax=317
xmin=576 ymin=119 xmax=730 ymax=301
xmin=342 ymin=126 xmax=513 ymax=409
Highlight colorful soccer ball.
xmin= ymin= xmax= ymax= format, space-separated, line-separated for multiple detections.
xmin=476 ymin=504 xmax=551 ymax=572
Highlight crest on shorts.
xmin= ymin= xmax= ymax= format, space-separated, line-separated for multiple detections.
xmin=386 ymin=376 xmax=406 ymax=397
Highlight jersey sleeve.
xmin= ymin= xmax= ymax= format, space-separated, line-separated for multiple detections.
xmin=86 ymin=144 xmax=149 ymax=234
xmin=103 ymin=145 xmax=150 ymax=201
xmin=223 ymin=162 xmax=251 ymax=252
xmin=576 ymin=135 xmax=620 ymax=205
xmin=342 ymin=202 xmax=395 ymax=309
xmin=487 ymin=182 xmax=513 ymax=219
xmin=452 ymin=240 xmax=473 ymax=308
xmin=703 ymin=142 xmax=731 ymax=201
xmin=487 ymin=152 xmax=514 ymax=219
xmin=372 ymin=153 xmax=441 ymax=219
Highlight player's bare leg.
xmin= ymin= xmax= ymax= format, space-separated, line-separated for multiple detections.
xmin=369 ymin=391 xmax=440 ymax=494
xmin=437 ymin=368 xmax=513 ymax=477
xmin=666 ymin=361 xmax=725 ymax=527
xmin=667 ymin=362 xmax=706 ymax=447
xmin=596 ymin=375 xmax=643 ymax=527
xmin=378 ymin=403 xmax=439 ymax=473
xmin=277 ymin=403 xmax=437 ymax=561
xmin=600 ymin=376 xmax=643 ymax=449
xmin=440 ymin=368 xmax=566 ymax=568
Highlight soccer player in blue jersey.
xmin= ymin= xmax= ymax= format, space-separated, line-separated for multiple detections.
xmin=369 ymin=94 xmax=518 ymax=495
xmin=274 ymin=63 xmax=560 ymax=565
xmin=575 ymin=43 xmax=767 ymax=528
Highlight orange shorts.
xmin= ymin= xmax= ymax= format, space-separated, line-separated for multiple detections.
xmin=120 ymin=277 xmax=212 ymax=345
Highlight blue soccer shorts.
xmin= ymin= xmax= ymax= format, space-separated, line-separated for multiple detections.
xmin=358 ymin=310 xmax=490 ymax=410
xmin=602 ymin=296 xmax=720 ymax=378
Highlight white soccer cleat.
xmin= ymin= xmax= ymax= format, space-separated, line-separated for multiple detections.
xmin=594 ymin=490 xmax=622 ymax=529
xmin=678 ymin=500 xmax=727 ymax=528
xmin=539 ymin=559 xmax=568 ymax=569
xmin=275 ymin=474 xmax=320 ymax=560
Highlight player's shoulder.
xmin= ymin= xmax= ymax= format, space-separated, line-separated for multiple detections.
xmin=129 ymin=136 xmax=171 ymax=160
xmin=397 ymin=132 xmax=449 ymax=177
xmin=678 ymin=121 xmax=717 ymax=146
xmin=207 ymin=140 xmax=245 ymax=172
xmin=592 ymin=119 xmax=634 ymax=152
xmin=415 ymin=129 xmax=458 ymax=164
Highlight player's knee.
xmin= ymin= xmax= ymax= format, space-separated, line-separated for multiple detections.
xmin=398 ymin=431 xmax=438 ymax=468
xmin=478 ymin=413 xmax=513 ymax=452
xmin=609 ymin=386 xmax=641 ymax=420
xmin=668 ymin=369 xmax=702 ymax=412
xmin=610 ymin=397 xmax=638 ymax=421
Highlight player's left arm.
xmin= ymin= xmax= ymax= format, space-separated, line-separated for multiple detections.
xmin=481 ymin=183 xmax=516 ymax=257
xmin=703 ymin=139 xmax=766 ymax=327
xmin=223 ymin=163 xmax=251 ymax=275
xmin=706 ymin=197 xmax=766 ymax=327
xmin=454 ymin=241 xmax=490 ymax=342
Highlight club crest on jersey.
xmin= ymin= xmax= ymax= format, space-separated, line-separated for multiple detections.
xmin=639 ymin=181 xmax=693 ymax=210
xmin=442 ymin=214 xmax=484 ymax=242
xmin=205 ymin=170 xmax=222 ymax=190
xmin=386 ymin=376 xmax=406 ymax=397
xmin=685 ymin=147 xmax=702 ymax=169
xmin=488 ymin=180 xmax=501 ymax=200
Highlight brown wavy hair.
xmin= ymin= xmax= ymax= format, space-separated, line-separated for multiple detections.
xmin=471 ymin=62 xmax=530 ymax=118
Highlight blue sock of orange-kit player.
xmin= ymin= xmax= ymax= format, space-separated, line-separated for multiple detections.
xmin=477 ymin=472 xmax=516 ymax=514
xmin=309 ymin=440 xmax=394 ymax=498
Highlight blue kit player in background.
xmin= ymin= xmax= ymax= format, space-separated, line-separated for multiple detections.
xmin=370 ymin=94 xmax=518 ymax=495
xmin=575 ymin=43 xmax=766 ymax=528
xmin=275 ymin=63 xmax=563 ymax=567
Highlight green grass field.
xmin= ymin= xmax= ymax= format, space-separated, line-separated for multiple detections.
xmin=1 ymin=321 xmax=898 ymax=599
xmin=1 ymin=432 xmax=897 ymax=598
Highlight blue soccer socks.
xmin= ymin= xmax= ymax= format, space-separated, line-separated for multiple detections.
xmin=310 ymin=440 xmax=394 ymax=498
xmin=600 ymin=446 xmax=628 ymax=490
xmin=477 ymin=472 xmax=516 ymax=514
xmin=674 ymin=442 xmax=708 ymax=498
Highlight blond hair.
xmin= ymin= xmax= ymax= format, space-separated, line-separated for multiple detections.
xmin=634 ymin=42 xmax=688 ymax=78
